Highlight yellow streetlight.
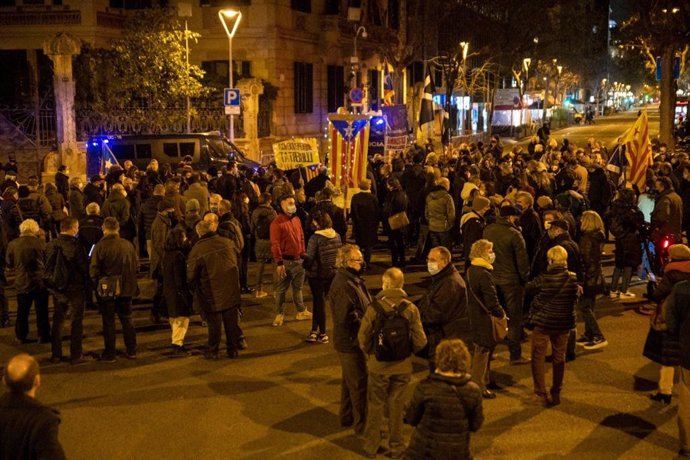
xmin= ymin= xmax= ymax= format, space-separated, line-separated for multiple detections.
xmin=218 ymin=8 xmax=242 ymax=142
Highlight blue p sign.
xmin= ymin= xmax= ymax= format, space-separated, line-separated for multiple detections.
xmin=224 ymin=88 xmax=240 ymax=106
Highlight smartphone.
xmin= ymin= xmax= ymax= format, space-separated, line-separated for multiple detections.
xmin=88 ymin=245 xmax=95 ymax=257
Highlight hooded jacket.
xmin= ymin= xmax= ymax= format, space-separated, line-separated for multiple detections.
xmin=304 ymin=228 xmax=342 ymax=279
xmin=426 ymin=185 xmax=455 ymax=233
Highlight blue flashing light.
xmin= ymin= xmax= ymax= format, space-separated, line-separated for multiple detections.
xmin=374 ymin=118 xmax=385 ymax=127
xmin=92 ymin=142 xmax=98 ymax=147
xmin=103 ymin=139 xmax=109 ymax=144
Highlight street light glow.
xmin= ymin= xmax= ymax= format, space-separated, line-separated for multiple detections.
xmin=218 ymin=9 xmax=242 ymax=38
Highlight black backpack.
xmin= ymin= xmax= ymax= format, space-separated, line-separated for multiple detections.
xmin=255 ymin=211 xmax=272 ymax=240
xmin=44 ymin=244 xmax=70 ymax=291
xmin=370 ymin=298 xmax=412 ymax=362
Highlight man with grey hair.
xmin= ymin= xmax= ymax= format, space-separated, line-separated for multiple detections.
xmin=6 ymin=219 xmax=50 ymax=344
xmin=0 ymin=353 xmax=66 ymax=459
xmin=425 ymin=177 xmax=455 ymax=250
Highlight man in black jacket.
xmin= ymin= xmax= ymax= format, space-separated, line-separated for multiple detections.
xmin=0 ymin=353 xmax=66 ymax=460
xmin=483 ymin=205 xmax=530 ymax=364
xmin=349 ymin=179 xmax=379 ymax=266
xmin=83 ymin=175 xmax=105 ymax=207
xmin=188 ymin=218 xmax=242 ymax=360
xmin=47 ymin=218 xmax=90 ymax=365
xmin=516 ymin=191 xmax=543 ymax=263
xmin=90 ymin=217 xmax=139 ymax=363
xmin=420 ymin=246 xmax=470 ymax=371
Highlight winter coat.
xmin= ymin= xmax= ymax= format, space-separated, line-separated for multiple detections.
xmin=525 ymin=264 xmax=579 ymax=331
xmin=643 ymin=260 xmax=690 ymax=366
xmin=402 ymin=164 xmax=427 ymax=215
xmin=55 ymin=171 xmax=69 ymax=200
xmin=519 ymin=208 xmax=543 ymax=261
xmin=218 ymin=212 xmax=244 ymax=253
xmin=651 ymin=188 xmax=683 ymax=238
xmin=150 ymin=212 xmax=174 ymax=275
xmin=83 ymin=182 xmax=104 ymax=207
xmin=6 ymin=235 xmax=46 ymax=294
xmin=45 ymin=234 xmax=90 ymax=291
xmin=77 ymin=215 xmax=103 ymax=252
xmin=531 ymin=232 xmax=583 ymax=281
xmin=100 ymin=190 xmax=131 ymax=227
xmin=579 ymin=230 xmax=605 ymax=293
xmin=304 ymin=228 xmax=342 ymax=279
xmin=465 ymin=261 xmax=505 ymax=348
xmin=419 ymin=263 xmax=470 ymax=359
xmin=138 ymin=195 xmax=163 ymax=240
xmin=425 ymin=186 xmax=455 ymax=233
xmin=68 ymin=186 xmax=85 ymax=220
xmin=162 ymin=249 xmax=193 ymax=318
xmin=250 ymin=204 xmax=277 ymax=260
xmin=0 ymin=393 xmax=66 ymax=460
xmin=89 ymin=234 xmax=140 ymax=298
xmin=587 ymin=167 xmax=613 ymax=217
xmin=186 ymin=232 xmax=240 ymax=313
xmin=404 ymin=373 xmax=483 ymax=460
xmin=607 ymin=200 xmax=644 ymax=268
xmin=350 ymin=191 xmax=380 ymax=248
xmin=45 ymin=189 xmax=66 ymax=222
xmin=311 ymin=200 xmax=347 ymax=244
xmin=666 ymin=280 xmax=690 ymax=370
xmin=16 ymin=196 xmax=49 ymax=228
xmin=382 ymin=188 xmax=408 ymax=231
xmin=328 ymin=267 xmax=372 ymax=353
xmin=358 ymin=288 xmax=427 ymax=375
xmin=482 ymin=217 xmax=530 ymax=285
xmin=1 ymin=199 xmax=22 ymax=240
xmin=460 ymin=211 xmax=485 ymax=263
xmin=183 ymin=182 xmax=210 ymax=215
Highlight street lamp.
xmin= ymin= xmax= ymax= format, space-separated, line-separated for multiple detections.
xmin=556 ymin=65 xmax=563 ymax=105
xmin=459 ymin=41 xmax=469 ymax=130
xmin=351 ymin=26 xmax=367 ymax=112
xmin=218 ymin=8 xmax=242 ymax=142
xmin=179 ymin=3 xmax=192 ymax=133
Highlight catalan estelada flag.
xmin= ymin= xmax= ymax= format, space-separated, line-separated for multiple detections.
xmin=383 ymin=58 xmax=395 ymax=106
xmin=623 ymin=110 xmax=652 ymax=189
xmin=328 ymin=115 xmax=370 ymax=188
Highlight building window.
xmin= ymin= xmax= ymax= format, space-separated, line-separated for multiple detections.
xmin=324 ymin=0 xmax=339 ymax=14
xmin=327 ymin=65 xmax=344 ymax=113
xmin=201 ymin=60 xmax=252 ymax=83
xmin=294 ymin=62 xmax=313 ymax=114
xmin=109 ymin=0 xmax=153 ymax=8
xmin=291 ymin=0 xmax=310 ymax=13
xmin=201 ymin=0 xmax=250 ymax=5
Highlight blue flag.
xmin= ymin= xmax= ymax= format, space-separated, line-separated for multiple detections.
xmin=331 ymin=119 xmax=368 ymax=141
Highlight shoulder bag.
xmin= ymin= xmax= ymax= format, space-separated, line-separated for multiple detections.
xmin=388 ymin=211 xmax=410 ymax=231
xmin=466 ymin=270 xmax=508 ymax=342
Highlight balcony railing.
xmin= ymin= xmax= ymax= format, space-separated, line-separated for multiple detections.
xmin=0 ymin=10 xmax=80 ymax=26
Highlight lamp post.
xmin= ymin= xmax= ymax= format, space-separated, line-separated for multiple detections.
xmin=218 ymin=8 xmax=242 ymax=142
xmin=179 ymin=3 xmax=192 ymax=133
xmin=351 ymin=26 xmax=367 ymax=113
xmin=556 ymin=64 xmax=563 ymax=105
xmin=459 ymin=41 xmax=469 ymax=131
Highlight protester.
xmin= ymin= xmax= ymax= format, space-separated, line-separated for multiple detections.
xmin=666 ymin=276 xmax=690 ymax=457
xmin=270 ymin=194 xmax=311 ymax=327
xmin=328 ymin=244 xmax=370 ymax=435
xmin=644 ymin=244 xmax=690 ymax=404
xmin=404 ymin=339 xmax=483 ymax=460
xmin=460 ymin=195 xmax=490 ymax=267
xmin=425 ymin=177 xmax=455 ymax=250
xmin=420 ymin=246 xmax=470 ymax=371
xmin=90 ymin=217 xmax=139 ymax=363
xmin=526 ymin=246 xmax=579 ymax=406
xmin=304 ymin=211 xmax=341 ymax=344
xmin=382 ymin=178 xmax=408 ymax=268
xmin=607 ymin=189 xmax=645 ymax=299
xmin=250 ymin=192 xmax=277 ymax=298
xmin=465 ymin=239 xmax=506 ymax=399
xmin=161 ymin=227 xmax=193 ymax=358
xmin=0 ymin=353 xmax=66 ymax=459
xmin=46 ymin=217 xmax=90 ymax=365
xmin=350 ymin=179 xmax=379 ymax=266
xmin=358 ymin=267 xmax=426 ymax=458
xmin=6 ymin=219 xmax=50 ymax=344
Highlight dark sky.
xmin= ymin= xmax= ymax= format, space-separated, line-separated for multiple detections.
xmin=610 ymin=0 xmax=637 ymax=22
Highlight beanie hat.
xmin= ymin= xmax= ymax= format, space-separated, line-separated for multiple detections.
xmin=472 ymin=196 xmax=490 ymax=212
xmin=550 ymin=219 xmax=570 ymax=232
xmin=668 ymin=244 xmax=690 ymax=261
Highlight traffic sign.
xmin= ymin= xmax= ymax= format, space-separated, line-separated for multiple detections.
xmin=224 ymin=88 xmax=240 ymax=106
xmin=349 ymin=87 xmax=363 ymax=104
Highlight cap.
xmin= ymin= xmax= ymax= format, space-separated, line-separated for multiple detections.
xmin=668 ymin=244 xmax=690 ymax=261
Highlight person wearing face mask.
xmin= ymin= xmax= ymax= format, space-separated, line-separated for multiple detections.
xmin=419 ymin=246 xmax=470 ymax=372
xmin=150 ymin=199 xmax=177 ymax=323
xmin=270 ymin=194 xmax=310 ymax=327
xmin=465 ymin=239 xmax=506 ymax=399
xmin=651 ymin=176 xmax=683 ymax=270
xmin=67 ymin=176 xmax=85 ymax=220
xmin=327 ymin=244 xmax=371 ymax=436
xmin=483 ymin=205 xmax=530 ymax=365
xmin=460 ymin=195 xmax=491 ymax=269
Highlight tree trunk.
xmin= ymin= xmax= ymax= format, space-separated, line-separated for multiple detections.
xmin=659 ymin=46 xmax=676 ymax=149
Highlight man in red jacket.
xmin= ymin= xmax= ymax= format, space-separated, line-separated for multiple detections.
xmin=270 ymin=194 xmax=311 ymax=327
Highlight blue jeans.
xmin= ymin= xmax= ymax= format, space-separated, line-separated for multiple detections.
xmin=275 ymin=259 xmax=306 ymax=314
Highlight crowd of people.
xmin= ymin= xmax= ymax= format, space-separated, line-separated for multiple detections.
xmin=1 ymin=128 xmax=690 ymax=458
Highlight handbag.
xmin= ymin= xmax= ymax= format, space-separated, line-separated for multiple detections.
xmin=466 ymin=270 xmax=508 ymax=342
xmin=97 ymin=254 xmax=126 ymax=299
xmin=387 ymin=211 xmax=410 ymax=231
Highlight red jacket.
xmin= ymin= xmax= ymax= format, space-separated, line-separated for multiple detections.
xmin=270 ymin=213 xmax=305 ymax=265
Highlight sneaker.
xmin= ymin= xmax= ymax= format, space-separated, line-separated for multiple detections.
xmin=305 ymin=331 xmax=318 ymax=343
xmin=583 ymin=337 xmax=608 ymax=350
xmin=98 ymin=354 xmax=117 ymax=364
xmin=125 ymin=352 xmax=137 ymax=360
xmin=203 ymin=351 xmax=219 ymax=360
xmin=619 ymin=291 xmax=636 ymax=299
xmin=609 ymin=291 xmax=620 ymax=299
xmin=510 ymin=357 xmax=531 ymax=365
xmin=238 ymin=337 xmax=248 ymax=350
xmin=575 ymin=335 xmax=591 ymax=346
xmin=316 ymin=334 xmax=329 ymax=344
xmin=170 ymin=345 xmax=191 ymax=358
xmin=70 ymin=355 xmax=91 ymax=365
xmin=255 ymin=290 xmax=268 ymax=299
xmin=272 ymin=314 xmax=285 ymax=327
xmin=296 ymin=310 xmax=313 ymax=321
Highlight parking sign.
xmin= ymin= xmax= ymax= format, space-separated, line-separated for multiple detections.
xmin=224 ymin=88 xmax=241 ymax=115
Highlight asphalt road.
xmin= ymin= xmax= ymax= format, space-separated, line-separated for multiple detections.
xmin=0 ymin=115 xmax=684 ymax=459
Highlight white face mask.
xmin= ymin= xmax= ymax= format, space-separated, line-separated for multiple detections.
xmin=488 ymin=253 xmax=496 ymax=264
xmin=286 ymin=205 xmax=297 ymax=215
xmin=427 ymin=262 xmax=440 ymax=275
